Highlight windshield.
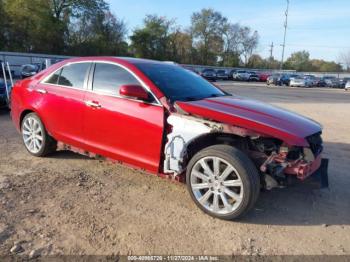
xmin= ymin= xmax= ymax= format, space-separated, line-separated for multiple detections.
xmin=135 ymin=63 xmax=226 ymax=102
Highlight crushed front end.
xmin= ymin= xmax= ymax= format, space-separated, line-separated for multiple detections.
xmin=248 ymin=132 xmax=329 ymax=189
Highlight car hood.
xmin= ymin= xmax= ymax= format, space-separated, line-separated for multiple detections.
xmin=176 ymin=96 xmax=322 ymax=146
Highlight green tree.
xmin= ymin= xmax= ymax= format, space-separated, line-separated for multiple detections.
xmin=3 ymin=0 xmax=61 ymax=53
xmin=266 ymin=57 xmax=281 ymax=69
xmin=0 ymin=1 xmax=6 ymax=50
xmin=310 ymin=59 xmax=342 ymax=72
xmin=2 ymin=0 xmax=127 ymax=55
xmin=247 ymin=54 xmax=265 ymax=68
xmin=283 ymin=51 xmax=342 ymax=72
xmin=68 ymin=10 xmax=128 ymax=56
xmin=284 ymin=50 xmax=312 ymax=71
xmin=191 ymin=8 xmax=227 ymax=65
xmin=168 ymin=29 xmax=194 ymax=64
xmin=130 ymin=15 xmax=175 ymax=60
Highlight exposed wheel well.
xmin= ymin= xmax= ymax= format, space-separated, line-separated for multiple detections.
xmin=185 ymin=132 xmax=249 ymax=168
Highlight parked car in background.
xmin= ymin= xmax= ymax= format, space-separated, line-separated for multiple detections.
xmin=216 ymin=69 xmax=229 ymax=80
xmin=329 ymin=78 xmax=342 ymax=88
xmin=303 ymin=75 xmax=317 ymax=87
xmin=266 ymin=74 xmax=280 ymax=85
xmin=0 ymin=79 xmax=12 ymax=108
xmin=247 ymin=71 xmax=260 ymax=81
xmin=289 ymin=77 xmax=306 ymax=87
xmin=339 ymin=77 xmax=350 ymax=88
xmin=345 ymin=81 xmax=350 ymax=91
xmin=21 ymin=63 xmax=46 ymax=79
xmin=258 ymin=72 xmax=271 ymax=82
xmin=227 ymin=69 xmax=237 ymax=80
xmin=318 ymin=76 xmax=336 ymax=87
xmin=233 ymin=70 xmax=250 ymax=81
xmin=278 ymin=74 xmax=299 ymax=86
xmin=313 ymin=77 xmax=322 ymax=87
xmin=200 ymin=68 xmax=217 ymax=81
xmin=10 ymin=57 xmax=327 ymax=220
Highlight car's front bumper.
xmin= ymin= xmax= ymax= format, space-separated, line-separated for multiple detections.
xmin=284 ymin=154 xmax=321 ymax=179
xmin=284 ymin=155 xmax=329 ymax=188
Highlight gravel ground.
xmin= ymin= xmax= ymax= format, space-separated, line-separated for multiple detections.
xmin=0 ymin=83 xmax=349 ymax=256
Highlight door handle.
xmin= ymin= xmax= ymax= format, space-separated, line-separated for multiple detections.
xmin=36 ymin=89 xmax=47 ymax=94
xmin=85 ymin=101 xmax=102 ymax=108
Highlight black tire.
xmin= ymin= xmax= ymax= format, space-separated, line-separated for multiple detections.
xmin=186 ymin=145 xmax=260 ymax=220
xmin=21 ymin=112 xmax=57 ymax=157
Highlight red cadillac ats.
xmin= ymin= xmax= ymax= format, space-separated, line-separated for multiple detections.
xmin=10 ymin=57 xmax=328 ymax=220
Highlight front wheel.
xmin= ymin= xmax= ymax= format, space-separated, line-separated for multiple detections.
xmin=186 ymin=145 xmax=260 ymax=220
xmin=21 ymin=113 xmax=57 ymax=157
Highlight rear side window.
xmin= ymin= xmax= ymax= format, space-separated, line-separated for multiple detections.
xmin=58 ymin=63 xmax=90 ymax=89
xmin=92 ymin=63 xmax=140 ymax=95
xmin=44 ymin=69 xmax=61 ymax=85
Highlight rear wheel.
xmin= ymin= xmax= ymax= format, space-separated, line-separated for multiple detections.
xmin=21 ymin=113 xmax=56 ymax=157
xmin=186 ymin=145 xmax=260 ymax=220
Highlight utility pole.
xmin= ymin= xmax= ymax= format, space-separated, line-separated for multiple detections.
xmin=269 ymin=42 xmax=274 ymax=59
xmin=280 ymin=0 xmax=289 ymax=70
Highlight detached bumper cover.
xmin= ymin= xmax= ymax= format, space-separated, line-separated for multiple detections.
xmin=284 ymin=157 xmax=329 ymax=188
xmin=284 ymin=154 xmax=322 ymax=180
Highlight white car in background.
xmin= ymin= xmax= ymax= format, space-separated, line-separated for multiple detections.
xmin=289 ymin=76 xmax=306 ymax=87
xmin=345 ymin=81 xmax=350 ymax=91
xmin=233 ymin=70 xmax=250 ymax=81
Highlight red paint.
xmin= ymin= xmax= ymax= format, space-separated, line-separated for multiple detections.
xmin=176 ymin=96 xmax=321 ymax=146
xmin=284 ymin=154 xmax=322 ymax=180
xmin=258 ymin=73 xmax=270 ymax=82
xmin=82 ymin=91 xmax=164 ymax=173
xmin=10 ymin=56 xmax=322 ymax=179
xmin=119 ymin=85 xmax=149 ymax=100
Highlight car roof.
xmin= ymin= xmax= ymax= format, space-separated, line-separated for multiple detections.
xmin=60 ymin=56 xmax=170 ymax=67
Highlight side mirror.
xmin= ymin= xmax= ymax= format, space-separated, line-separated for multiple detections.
xmin=119 ymin=85 xmax=149 ymax=101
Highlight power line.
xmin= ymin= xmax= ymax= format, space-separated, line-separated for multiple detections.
xmin=280 ymin=0 xmax=289 ymax=70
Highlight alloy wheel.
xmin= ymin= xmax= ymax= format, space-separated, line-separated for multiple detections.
xmin=190 ymin=156 xmax=244 ymax=215
xmin=22 ymin=117 xmax=44 ymax=154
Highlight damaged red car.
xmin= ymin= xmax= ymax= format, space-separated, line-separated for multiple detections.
xmin=10 ymin=57 xmax=328 ymax=220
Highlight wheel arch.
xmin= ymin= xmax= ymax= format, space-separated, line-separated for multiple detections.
xmin=19 ymin=108 xmax=49 ymax=134
xmin=185 ymin=132 xmax=249 ymax=168
xmin=19 ymin=109 xmax=35 ymax=129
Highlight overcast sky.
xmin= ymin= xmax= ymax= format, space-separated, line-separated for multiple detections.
xmin=107 ymin=0 xmax=349 ymax=63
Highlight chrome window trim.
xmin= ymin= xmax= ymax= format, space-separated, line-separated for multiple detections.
xmin=40 ymin=60 xmax=162 ymax=107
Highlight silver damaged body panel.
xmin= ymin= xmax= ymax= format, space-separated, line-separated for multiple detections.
xmin=163 ymin=114 xmax=222 ymax=175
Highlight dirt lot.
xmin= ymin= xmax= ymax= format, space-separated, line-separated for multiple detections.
xmin=0 ymin=83 xmax=350 ymax=256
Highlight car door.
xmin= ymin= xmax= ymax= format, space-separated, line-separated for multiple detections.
xmin=83 ymin=62 xmax=164 ymax=173
xmin=36 ymin=62 xmax=91 ymax=148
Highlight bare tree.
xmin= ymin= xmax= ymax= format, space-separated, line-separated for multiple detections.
xmin=339 ymin=50 xmax=350 ymax=70
xmin=221 ymin=23 xmax=242 ymax=66
xmin=239 ymin=27 xmax=259 ymax=66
